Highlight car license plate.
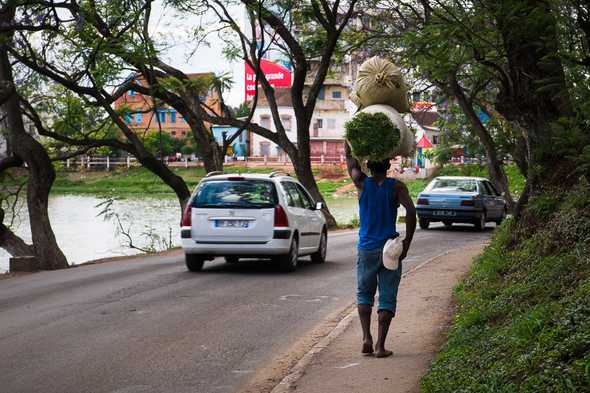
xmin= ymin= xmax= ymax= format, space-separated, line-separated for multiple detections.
xmin=433 ymin=210 xmax=456 ymax=216
xmin=215 ymin=220 xmax=249 ymax=228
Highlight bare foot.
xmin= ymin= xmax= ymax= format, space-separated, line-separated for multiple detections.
xmin=361 ymin=339 xmax=374 ymax=355
xmin=374 ymin=349 xmax=393 ymax=358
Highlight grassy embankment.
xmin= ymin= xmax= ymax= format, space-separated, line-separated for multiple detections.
xmin=422 ymin=183 xmax=590 ymax=392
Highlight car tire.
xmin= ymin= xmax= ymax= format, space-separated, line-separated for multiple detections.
xmin=474 ymin=213 xmax=486 ymax=231
xmin=224 ymin=256 xmax=239 ymax=264
xmin=419 ymin=217 xmax=430 ymax=230
xmin=185 ymin=254 xmax=205 ymax=272
xmin=311 ymin=230 xmax=327 ymax=264
xmin=277 ymin=237 xmax=299 ymax=272
xmin=443 ymin=220 xmax=453 ymax=228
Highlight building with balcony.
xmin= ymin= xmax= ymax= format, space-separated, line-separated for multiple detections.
xmin=249 ymin=79 xmax=353 ymax=161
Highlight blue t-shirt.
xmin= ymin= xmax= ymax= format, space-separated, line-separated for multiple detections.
xmin=358 ymin=177 xmax=399 ymax=250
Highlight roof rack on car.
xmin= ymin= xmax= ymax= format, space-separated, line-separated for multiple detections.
xmin=205 ymin=171 xmax=224 ymax=177
xmin=269 ymin=171 xmax=290 ymax=178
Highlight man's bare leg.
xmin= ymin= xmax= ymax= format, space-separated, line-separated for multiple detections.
xmin=375 ymin=309 xmax=394 ymax=358
xmin=358 ymin=304 xmax=373 ymax=354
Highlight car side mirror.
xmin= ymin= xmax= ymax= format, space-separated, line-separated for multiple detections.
xmin=315 ymin=202 xmax=324 ymax=210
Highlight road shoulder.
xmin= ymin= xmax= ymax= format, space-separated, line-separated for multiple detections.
xmin=281 ymin=242 xmax=486 ymax=393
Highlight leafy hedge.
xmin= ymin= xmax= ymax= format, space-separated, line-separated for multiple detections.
xmin=344 ymin=112 xmax=400 ymax=161
xmin=422 ymin=183 xmax=590 ymax=392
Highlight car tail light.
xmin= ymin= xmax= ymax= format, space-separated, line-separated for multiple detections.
xmin=181 ymin=201 xmax=192 ymax=226
xmin=417 ymin=198 xmax=429 ymax=205
xmin=461 ymin=199 xmax=475 ymax=206
xmin=274 ymin=205 xmax=289 ymax=227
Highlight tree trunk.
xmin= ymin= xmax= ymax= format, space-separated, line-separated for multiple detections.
xmin=286 ymin=133 xmax=338 ymax=228
xmin=199 ymin=140 xmax=224 ymax=173
xmin=0 ymin=221 xmax=33 ymax=257
xmin=449 ymin=74 xmax=515 ymax=211
xmin=0 ymin=38 xmax=68 ymax=270
xmin=494 ymin=0 xmax=574 ymax=192
xmin=134 ymin=154 xmax=191 ymax=212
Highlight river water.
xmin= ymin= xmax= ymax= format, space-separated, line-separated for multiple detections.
xmin=0 ymin=195 xmax=361 ymax=272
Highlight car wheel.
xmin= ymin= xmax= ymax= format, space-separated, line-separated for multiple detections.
xmin=311 ymin=230 xmax=327 ymax=264
xmin=185 ymin=254 xmax=205 ymax=272
xmin=443 ymin=220 xmax=453 ymax=228
xmin=474 ymin=213 xmax=486 ymax=231
xmin=419 ymin=217 xmax=430 ymax=230
xmin=224 ymin=256 xmax=239 ymax=264
xmin=277 ymin=237 xmax=299 ymax=272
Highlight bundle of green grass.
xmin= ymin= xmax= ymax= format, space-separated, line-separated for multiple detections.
xmin=345 ymin=57 xmax=415 ymax=162
xmin=345 ymin=104 xmax=414 ymax=162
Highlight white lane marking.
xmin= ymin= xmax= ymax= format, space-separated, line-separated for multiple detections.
xmin=336 ymin=363 xmax=360 ymax=369
xmin=279 ymin=294 xmax=302 ymax=300
xmin=232 ymin=369 xmax=254 ymax=374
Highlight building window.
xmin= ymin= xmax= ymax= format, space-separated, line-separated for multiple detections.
xmin=182 ymin=131 xmax=187 ymax=136
xmin=124 ymin=113 xmax=131 ymax=124
xmin=281 ymin=115 xmax=292 ymax=132
xmin=316 ymin=118 xmax=324 ymax=128
xmin=238 ymin=132 xmax=243 ymax=143
xmin=170 ymin=111 xmax=177 ymax=123
xmin=171 ymin=130 xmax=177 ymax=136
xmin=318 ymin=86 xmax=325 ymax=100
xmin=332 ymin=90 xmax=342 ymax=99
xmin=134 ymin=113 xmax=142 ymax=123
xmin=260 ymin=115 xmax=271 ymax=129
xmin=432 ymin=135 xmax=439 ymax=145
xmin=128 ymin=90 xmax=136 ymax=96
xmin=157 ymin=111 xmax=166 ymax=123
xmin=327 ymin=119 xmax=336 ymax=129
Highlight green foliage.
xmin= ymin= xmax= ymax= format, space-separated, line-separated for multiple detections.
xmin=344 ymin=112 xmax=401 ymax=161
xmin=142 ymin=132 xmax=175 ymax=157
xmin=422 ymin=184 xmax=590 ymax=392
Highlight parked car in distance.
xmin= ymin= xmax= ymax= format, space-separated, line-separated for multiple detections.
xmin=416 ymin=176 xmax=507 ymax=230
xmin=180 ymin=171 xmax=327 ymax=272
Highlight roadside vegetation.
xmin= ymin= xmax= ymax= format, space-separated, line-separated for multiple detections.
xmin=422 ymin=182 xmax=590 ymax=392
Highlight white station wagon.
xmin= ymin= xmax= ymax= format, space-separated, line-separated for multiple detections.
xmin=180 ymin=171 xmax=328 ymax=272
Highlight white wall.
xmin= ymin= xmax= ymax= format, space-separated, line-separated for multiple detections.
xmin=250 ymin=106 xmax=297 ymax=157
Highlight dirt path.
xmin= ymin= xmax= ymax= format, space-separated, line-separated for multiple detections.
xmin=275 ymin=243 xmax=486 ymax=393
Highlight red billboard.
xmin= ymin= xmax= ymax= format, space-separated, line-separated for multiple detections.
xmin=245 ymin=59 xmax=292 ymax=101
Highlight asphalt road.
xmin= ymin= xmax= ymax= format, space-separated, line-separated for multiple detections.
xmin=0 ymin=224 xmax=492 ymax=393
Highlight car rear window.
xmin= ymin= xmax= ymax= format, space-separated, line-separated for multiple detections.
xmin=192 ymin=180 xmax=277 ymax=209
xmin=427 ymin=179 xmax=478 ymax=192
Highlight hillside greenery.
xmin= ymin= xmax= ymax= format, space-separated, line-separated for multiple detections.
xmin=422 ymin=182 xmax=590 ymax=392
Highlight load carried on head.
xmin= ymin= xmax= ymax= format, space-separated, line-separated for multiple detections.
xmin=345 ymin=57 xmax=415 ymax=163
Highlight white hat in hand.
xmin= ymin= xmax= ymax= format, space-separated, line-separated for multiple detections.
xmin=383 ymin=237 xmax=404 ymax=270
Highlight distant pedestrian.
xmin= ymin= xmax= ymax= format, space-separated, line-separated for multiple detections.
xmin=345 ymin=144 xmax=416 ymax=358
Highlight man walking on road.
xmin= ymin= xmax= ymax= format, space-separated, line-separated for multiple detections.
xmin=346 ymin=145 xmax=416 ymax=358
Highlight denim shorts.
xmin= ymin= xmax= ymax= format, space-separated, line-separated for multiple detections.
xmin=357 ymin=246 xmax=403 ymax=314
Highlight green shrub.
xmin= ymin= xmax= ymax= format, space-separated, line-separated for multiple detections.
xmin=344 ymin=112 xmax=400 ymax=161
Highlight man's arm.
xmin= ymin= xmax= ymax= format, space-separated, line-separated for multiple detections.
xmin=395 ymin=181 xmax=416 ymax=261
xmin=345 ymin=142 xmax=366 ymax=190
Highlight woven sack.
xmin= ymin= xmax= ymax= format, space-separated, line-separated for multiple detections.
xmin=351 ymin=57 xmax=411 ymax=113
